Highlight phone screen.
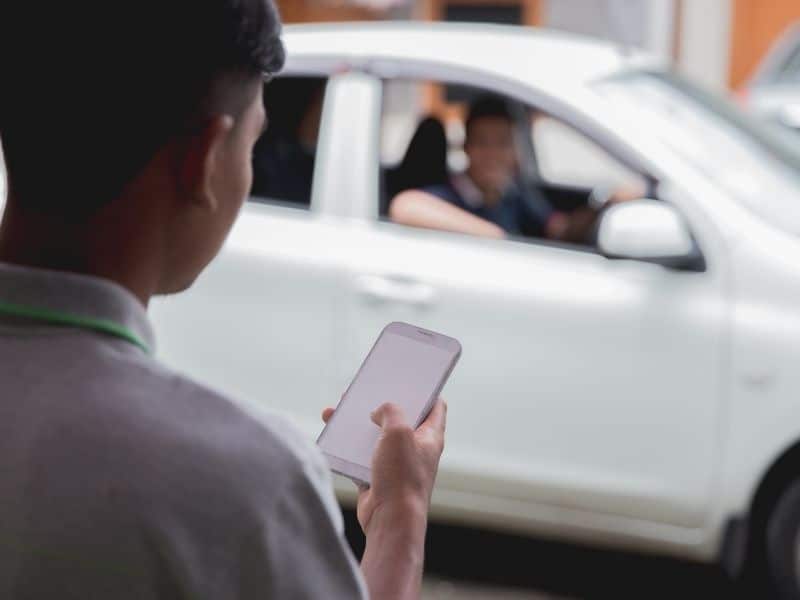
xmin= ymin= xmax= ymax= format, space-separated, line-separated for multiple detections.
xmin=319 ymin=328 xmax=456 ymax=470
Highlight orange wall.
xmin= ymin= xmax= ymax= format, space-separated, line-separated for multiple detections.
xmin=275 ymin=0 xmax=379 ymax=23
xmin=730 ymin=0 xmax=800 ymax=88
xmin=277 ymin=0 xmax=541 ymax=26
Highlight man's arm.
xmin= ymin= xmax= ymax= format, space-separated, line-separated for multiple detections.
xmin=545 ymin=207 xmax=597 ymax=244
xmin=548 ymin=181 xmax=648 ymax=244
xmin=360 ymin=501 xmax=427 ymax=600
xmin=390 ymin=190 xmax=506 ymax=239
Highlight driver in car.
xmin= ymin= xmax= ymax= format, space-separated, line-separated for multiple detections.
xmin=390 ymin=95 xmax=643 ymax=244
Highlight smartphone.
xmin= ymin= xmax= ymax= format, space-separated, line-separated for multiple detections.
xmin=317 ymin=321 xmax=462 ymax=486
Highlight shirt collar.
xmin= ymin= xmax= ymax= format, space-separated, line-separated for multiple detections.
xmin=0 ymin=262 xmax=155 ymax=354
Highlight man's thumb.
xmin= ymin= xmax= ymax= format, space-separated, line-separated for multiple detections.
xmin=370 ymin=402 xmax=407 ymax=428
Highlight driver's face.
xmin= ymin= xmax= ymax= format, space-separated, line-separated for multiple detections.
xmin=464 ymin=116 xmax=517 ymax=196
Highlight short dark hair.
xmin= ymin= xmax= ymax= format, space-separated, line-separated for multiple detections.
xmin=465 ymin=95 xmax=514 ymax=140
xmin=0 ymin=0 xmax=285 ymax=217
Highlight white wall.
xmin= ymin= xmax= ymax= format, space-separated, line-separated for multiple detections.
xmin=544 ymin=0 xmax=650 ymax=49
xmin=645 ymin=0 xmax=675 ymax=58
xmin=542 ymin=0 xmax=733 ymax=90
xmin=677 ymin=0 xmax=733 ymax=90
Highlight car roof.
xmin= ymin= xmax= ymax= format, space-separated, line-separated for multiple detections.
xmin=282 ymin=22 xmax=662 ymax=91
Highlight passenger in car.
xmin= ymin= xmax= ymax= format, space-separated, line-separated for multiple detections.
xmin=390 ymin=95 xmax=642 ymax=244
xmin=251 ymin=79 xmax=324 ymax=205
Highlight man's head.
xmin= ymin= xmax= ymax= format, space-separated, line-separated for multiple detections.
xmin=0 ymin=0 xmax=284 ymax=295
xmin=463 ymin=96 xmax=518 ymax=198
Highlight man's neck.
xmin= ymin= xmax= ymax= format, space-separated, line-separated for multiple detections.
xmin=462 ymin=170 xmax=503 ymax=207
xmin=0 ymin=199 xmax=160 ymax=307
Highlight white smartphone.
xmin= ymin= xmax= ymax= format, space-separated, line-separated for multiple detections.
xmin=317 ymin=321 xmax=462 ymax=486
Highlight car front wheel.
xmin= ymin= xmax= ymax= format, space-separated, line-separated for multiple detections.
xmin=765 ymin=480 xmax=800 ymax=599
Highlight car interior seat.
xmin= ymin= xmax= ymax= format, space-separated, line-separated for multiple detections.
xmin=382 ymin=115 xmax=449 ymax=216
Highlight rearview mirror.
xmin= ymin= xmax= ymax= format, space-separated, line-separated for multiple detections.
xmin=597 ymin=200 xmax=704 ymax=271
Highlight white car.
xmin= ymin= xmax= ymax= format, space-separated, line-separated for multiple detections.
xmin=148 ymin=23 xmax=800 ymax=596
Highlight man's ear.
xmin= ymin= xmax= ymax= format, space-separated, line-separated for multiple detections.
xmin=177 ymin=115 xmax=235 ymax=212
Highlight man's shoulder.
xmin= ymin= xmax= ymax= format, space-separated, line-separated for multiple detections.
xmin=85 ymin=352 xmax=326 ymax=507
xmin=14 ymin=351 xmax=365 ymax=598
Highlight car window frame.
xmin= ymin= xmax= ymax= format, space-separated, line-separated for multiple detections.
xmin=368 ymin=60 xmax=658 ymax=254
xmin=529 ymin=113 xmax=647 ymax=191
xmin=279 ymin=50 xmax=724 ymax=276
xmin=750 ymin=25 xmax=800 ymax=87
xmin=776 ymin=43 xmax=800 ymax=84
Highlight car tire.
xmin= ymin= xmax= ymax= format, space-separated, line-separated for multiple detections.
xmin=763 ymin=480 xmax=800 ymax=599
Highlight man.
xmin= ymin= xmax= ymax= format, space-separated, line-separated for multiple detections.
xmin=0 ymin=2 xmax=443 ymax=599
xmin=390 ymin=95 xmax=642 ymax=243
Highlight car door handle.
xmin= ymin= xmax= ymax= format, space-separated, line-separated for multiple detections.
xmin=355 ymin=275 xmax=436 ymax=307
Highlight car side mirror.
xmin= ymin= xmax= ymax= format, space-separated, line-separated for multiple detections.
xmin=597 ymin=199 xmax=704 ymax=271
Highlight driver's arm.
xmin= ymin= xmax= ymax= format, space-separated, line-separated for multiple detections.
xmin=545 ymin=208 xmax=596 ymax=244
xmin=547 ymin=182 xmax=649 ymax=244
xmin=389 ymin=190 xmax=506 ymax=239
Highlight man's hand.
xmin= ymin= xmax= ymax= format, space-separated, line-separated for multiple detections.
xmin=321 ymin=398 xmax=447 ymax=535
xmin=322 ymin=399 xmax=446 ymax=599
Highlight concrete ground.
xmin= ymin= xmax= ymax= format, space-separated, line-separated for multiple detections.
xmin=423 ymin=575 xmax=559 ymax=599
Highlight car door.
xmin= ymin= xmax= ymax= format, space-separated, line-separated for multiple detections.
xmin=150 ymin=72 xmax=377 ymax=440
xmin=339 ymin=70 xmax=727 ymax=531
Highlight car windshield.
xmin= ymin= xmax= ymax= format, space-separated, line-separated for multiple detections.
xmin=775 ymin=43 xmax=800 ymax=84
xmin=594 ymin=70 xmax=800 ymax=235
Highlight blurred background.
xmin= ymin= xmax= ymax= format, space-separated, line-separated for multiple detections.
xmin=274 ymin=0 xmax=799 ymax=110
xmin=2 ymin=0 xmax=799 ymax=205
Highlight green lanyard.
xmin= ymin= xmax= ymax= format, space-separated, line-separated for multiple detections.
xmin=0 ymin=300 xmax=151 ymax=354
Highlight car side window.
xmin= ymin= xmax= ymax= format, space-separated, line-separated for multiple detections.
xmin=380 ymin=78 xmax=650 ymax=249
xmin=531 ymin=114 xmax=644 ymax=192
xmin=249 ymin=76 xmax=328 ymax=209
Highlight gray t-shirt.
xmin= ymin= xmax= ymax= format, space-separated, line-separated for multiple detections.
xmin=0 ymin=262 xmax=368 ymax=599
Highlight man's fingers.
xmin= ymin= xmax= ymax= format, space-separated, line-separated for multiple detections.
xmin=321 ymin=407 xmax=335 ymax=424
xmin=416 ymin=398 xmax=446 ymax=453
xmin=370 ymin=402 xmax=407 ymax=429
xmin=418 ymin=398 xmax=447 ymax=434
